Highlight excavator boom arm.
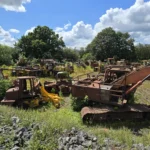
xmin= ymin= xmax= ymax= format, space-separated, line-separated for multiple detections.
xmin=112 ymin=66 xmax=150 ymax=88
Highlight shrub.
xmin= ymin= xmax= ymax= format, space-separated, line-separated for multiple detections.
xmin=71 ymin=95 xmax=89 ymax=111
xmin=51 ymin=88 xmax=56 ymax=93
xmin=17 ymin=54 xmax=27 ymax=66
xmin=0 ymin=80 xmax=12 ymax=100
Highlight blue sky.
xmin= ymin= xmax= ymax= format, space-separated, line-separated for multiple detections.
xmin=0 ymin=0 xmax=150 ymax=47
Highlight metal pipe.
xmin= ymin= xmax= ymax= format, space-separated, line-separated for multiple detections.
xmin=125 ymin=81 xmax=142 ymax=95
xmin=125 ymin=72 xmax=150 ymax=96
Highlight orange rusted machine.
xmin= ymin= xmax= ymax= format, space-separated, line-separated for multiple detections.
xmin=71 ymin=65 xmax=150 ymax=122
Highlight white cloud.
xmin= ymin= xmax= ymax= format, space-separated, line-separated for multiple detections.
xmin=55 ymin=0 xmax=150 ymax=48
xmin=55 ymin=21 xmax=96 ymax=48
xmin=55 ymin=23 xmax=71 ymax=32
xmin=64 ymin=22 xmax=71 ymax=30
xmin=94 ymin=0 xmax=150 ymax=42
xmin=0 ymin=26 xmax=18 ymax=47
xmin=25 ymin=26 xmax=35 ymax=35
xmin=0 ymin=0 xmax=31 ymax=12
xmin=9 ymin=29 xmax=20 ymax=33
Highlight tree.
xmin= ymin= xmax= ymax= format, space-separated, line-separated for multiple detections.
xmin=78 ymin=47 xmax=86 ymax=59
xmin=62 ymin=47 xmax=79 ymax=62
xmin=86 ymin=27 xmax=135 ymax=61
xmin=82 ymin=53 xmax=95 ymax=61
xmin=16 ymin=26 xmax=65 ymax=60
xmin=0 ymin=44 xmax=18 ymax=65
xmin=135 ymin=44 xmax=150 ymax=60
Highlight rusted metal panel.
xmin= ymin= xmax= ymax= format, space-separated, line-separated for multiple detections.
xmin=113 ymin=66 xmax=150 ymax=87
xmin=100 ymin=85 xmax=112 ymax=102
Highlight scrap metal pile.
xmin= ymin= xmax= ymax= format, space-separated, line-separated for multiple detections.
xmin=1 ymin=59 xmax=74 ymax=78
xmin=1 ymin=59 xmax=150 ymax=123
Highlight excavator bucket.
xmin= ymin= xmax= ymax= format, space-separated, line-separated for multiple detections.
xmin=39 ymin=85 xmax=63 ymax=108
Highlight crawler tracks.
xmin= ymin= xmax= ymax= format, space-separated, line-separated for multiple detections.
xmin=81 ymin=104 xmax=150 ymax=123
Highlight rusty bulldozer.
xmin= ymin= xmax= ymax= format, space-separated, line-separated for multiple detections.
xmin=71 ymin=65 xmax=150 ymax=122
xmin=1 ymin=76 xmax=62 ymax=108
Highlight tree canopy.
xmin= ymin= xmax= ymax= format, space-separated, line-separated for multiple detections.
xmin=15 ymin=26 xmax=65 ymax=60
xmin=0 ymin=44 xmax=18 ymax=65
xmin=86 ymin=27 xmax=135 ymax=61
xmin=82 ymin=53 xmax=95 ymax=61
xmin=1 ymin=26 xmax=150 ymax=66
xmin=62 ymin=47 xmax=79 ymax=62
xmin=135 ymin=44 xmax=150 ymax=61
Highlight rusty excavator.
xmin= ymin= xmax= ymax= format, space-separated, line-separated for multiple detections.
xmin=71 ymin=65 xmax=150 ymax=122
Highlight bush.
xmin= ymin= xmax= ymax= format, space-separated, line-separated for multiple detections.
xmin=0 ymin=45 xmax=15 ymax=65
xmin=30 ymin=58 xmax=38 ymax=65
xmin=51 ymin=88 xmax=56 ymax=93
xmin=17 ymin=54 xmax=27 ymax=66
xmin=0 ymin=80 xmax=12 ymax=100
xmin=82 ymin=52 xmax=95 ymax=61
xmin=71 ymin=95 xmax=89 ymax=111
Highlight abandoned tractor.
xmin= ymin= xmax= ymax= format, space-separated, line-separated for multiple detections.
xmin=44 ymin=71 xmax=72 ymax=95
xmin=71 ymin=65 xmax=150 ymax=122
xmin=1 ymin=76 xmax=62 ymax=108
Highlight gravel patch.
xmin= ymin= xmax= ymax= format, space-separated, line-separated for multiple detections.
xmin=0 ymin=116 xmax=40 ymax=150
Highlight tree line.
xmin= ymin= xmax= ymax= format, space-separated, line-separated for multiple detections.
xmin=0 ymin=26 xmax=150 ymax=65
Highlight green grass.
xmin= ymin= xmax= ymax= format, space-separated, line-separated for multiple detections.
xmin=1 ymin=100 xmax=150 ymax=149
xmin=134 ymin=81 xmax=150 ymax=105
xmin=1 ymin=66 xmax=150 ymax=149
xmin=0 ymin=104 xmax=83 ymax=149
xmin=71 ymin=65 xmax=93 ymax=78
